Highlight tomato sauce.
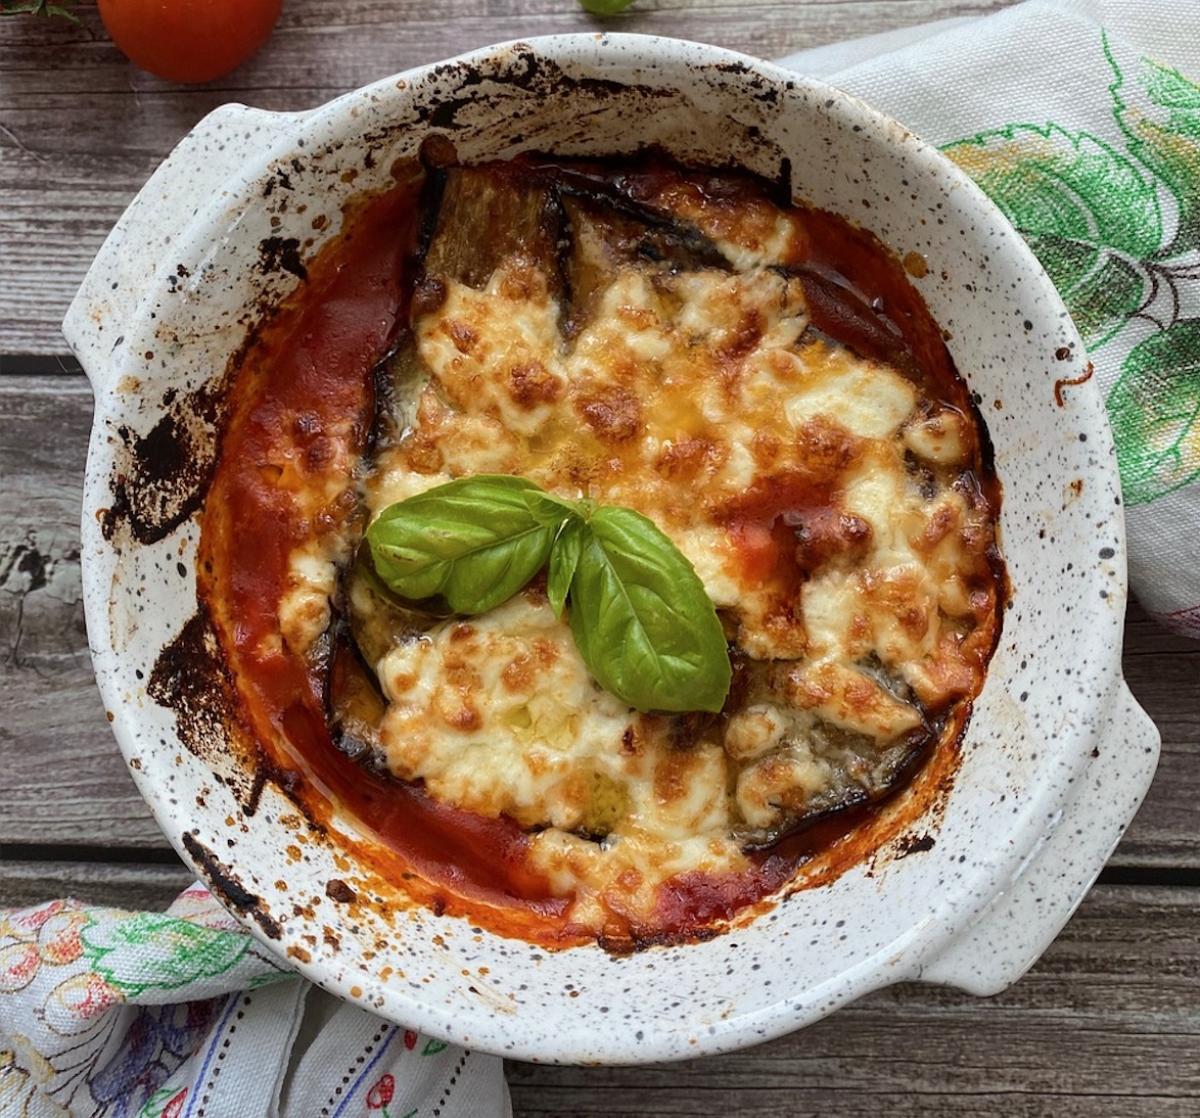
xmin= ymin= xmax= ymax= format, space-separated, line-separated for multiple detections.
xmin=200 ymin=182 xmax=572 ymax=936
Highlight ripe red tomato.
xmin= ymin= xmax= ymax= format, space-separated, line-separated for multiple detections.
xmin=97 ymin=0 xmax=283 ymax=84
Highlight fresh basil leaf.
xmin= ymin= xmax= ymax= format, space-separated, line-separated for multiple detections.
xmin=522 ymin=488 xmax=583 ymax=528
xmin=367 ymin=474 xmax=731 ymax=712
xmin=366 ymin=475 xmax=556 ymax=614
xmin=567 ymin=506 xmax=730 ymax=713
xmin=547 ymin=517 xmax=585 ymax=618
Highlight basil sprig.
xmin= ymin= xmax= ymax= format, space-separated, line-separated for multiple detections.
xmin=366 ymin=475 xmax=557 ymax=615
xmin=365 ymin=475 xmax=731 ymax=713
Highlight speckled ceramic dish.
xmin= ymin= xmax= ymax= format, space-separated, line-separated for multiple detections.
xmin=66 ymin=35 xmax=1160 ymax=1064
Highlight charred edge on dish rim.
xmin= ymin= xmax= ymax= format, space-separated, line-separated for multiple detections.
xmin=182 ymin=832 xmax=282 ymax=939
xmin=99 ymin=380 xmax=227 ymax=546
xmin=147 ymin=602 xmax=329 ymax=835
xmin=97 ymin=310 xmax=280 ymax=547
xmin=100 ymin=178 xmax=328 ymax=548
xmin=146 ymin=605 xmax=261 ymax=811
xmin=147 ymin=603 xmax=240 ymax=768
xmin=356 ymin=50 xmax=682 ymax=149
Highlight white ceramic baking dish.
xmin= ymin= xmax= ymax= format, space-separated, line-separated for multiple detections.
xmin=65 ymin=34 xmax=1159 ymax=1064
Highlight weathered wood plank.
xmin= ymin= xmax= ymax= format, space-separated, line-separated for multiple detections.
xmin=1119 ymin=606 xmax=1200 ymax=867
xmin=0 ymin=375 xmax=141 ymax=842
xmin=1 ymin=370 xmax=1196 ymax=861
xmin=0 ymin=0 xmax=1014 ymax=353
xmin=509 ymin=885 xmax=1200 ymax=1115
xmin=0 ymin=858 xmax=192 ymax=910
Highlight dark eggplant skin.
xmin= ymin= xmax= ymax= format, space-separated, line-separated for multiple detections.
xmin=558 ymin=192 xmax=731 ymax=337
xmin=326 ymin=622 xmax=386 ymax=762
xmin=731 ymin=715 xmax=939 ymax=853
xmin=421 ymin=165 xmax=562 ymax=291
xmin=417 ymin=150 xmax=733 ymax=336
xmin=368 ymin=332 xmax=426 ymax=456
xmin=324 ymin=551 xmax=454 ymax=763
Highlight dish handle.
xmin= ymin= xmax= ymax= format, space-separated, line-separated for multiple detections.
xmin=62 ymin=104 xmax=300 ymax=388
xmin=918 ymin=683 xmax=1160 ymax=994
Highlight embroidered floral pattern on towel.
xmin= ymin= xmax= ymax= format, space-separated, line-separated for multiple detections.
xmin=944 ymin=34 xmax=1200 ymax=507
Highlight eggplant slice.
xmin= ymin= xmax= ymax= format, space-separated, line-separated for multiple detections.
xmin=325 ymin=551 xmax=446 ymax=757
xmin=421 ymin=165 xmax=562 ymax=291
xmin=327 ymin=625 xmax=386 ymax=761
xmin=368 ymin=331 xmax=428 ymax=456
xmin=558 ymin=192 xmax=732 ymax=337
xmin=732 ymin=716 xmax=937 ymax=852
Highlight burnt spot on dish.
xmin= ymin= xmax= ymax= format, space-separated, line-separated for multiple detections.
xmin=892 ymin=831 xmax=937 ymax=859
xmin=258 ymin=235 xmax=308 ymax=282
xmin=148 ymin=606 xmax=237 ymax=764
xmin=182 ymin=832 xmax=282 ymax=939
xmin=146 ymin=603 xmax=282 ymax=820
xmin=99 ymin=381 xmax=228 ymax=546
xmin=326 ymin=878 xmax=358 ymax=904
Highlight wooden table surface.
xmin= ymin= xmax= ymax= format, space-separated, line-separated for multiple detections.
xmin=2 ymin=1 xmax=1198 ymax=1113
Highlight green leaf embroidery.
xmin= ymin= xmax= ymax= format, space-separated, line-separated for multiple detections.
xmin=137 ymin=1087 xmax=184 ymax=1118
xmin=1106 ymin=319 xmax=1200 ymax=505
xmin=943 ymin=122 xmax=1161 ymax=347
xmin=1108 ymin=36 xmax=1200 ymax=257
xmin=422 ymin=1038 xmax=448 ymax=1056
xmin=943 ymin=35 xmax=1200 ymax=508
xmin=568 ymin=506 xmax=731 ymax=714
xmin=80 ymin=913 xmax=248 ymax=996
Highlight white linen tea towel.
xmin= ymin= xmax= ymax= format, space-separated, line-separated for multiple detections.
xmin=0 ymin=888 xmax=508 ymax=1117
xmin=782 ymin=0 xmax=1200 ymax=636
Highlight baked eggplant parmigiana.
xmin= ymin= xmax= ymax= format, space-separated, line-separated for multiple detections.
xmin=200 ymin=148 xmax=1004 ymax=949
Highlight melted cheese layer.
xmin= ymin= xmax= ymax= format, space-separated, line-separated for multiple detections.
xmin=284 ymin=165 xmax=1001 ymax=936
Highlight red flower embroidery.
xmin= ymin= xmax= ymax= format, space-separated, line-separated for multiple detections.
xmin=403 ymin=1030 xmax=417 ymax=1051
xmin=0 ymin=942 xmax=40 ymax=993
xmin=13 ymin=899 xmax=65 ymax=935
xmin=366 ymin=1073 xmax=395 ymax=1110
xmin=162 ymin=1088 xmax=188 ymax=1118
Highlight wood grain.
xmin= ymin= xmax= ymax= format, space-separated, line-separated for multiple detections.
xmin=0 ymin=0 xmax=1014 ymax=354
xmin=0 ymin=858 xmax=192 ymax=910
xmin=1 ymin=368 xmax=1197 ymax=861
xmin=508 ymin=886 xmax=1200 ymax=1116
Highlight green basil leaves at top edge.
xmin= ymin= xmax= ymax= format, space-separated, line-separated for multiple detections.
xmin=365 ymin=475 xmax=556 ymax=615
xmin=365 ymin=475 xmax=731 ymax=713
xmin=567 ymin=506 xmax=731 ymax=713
